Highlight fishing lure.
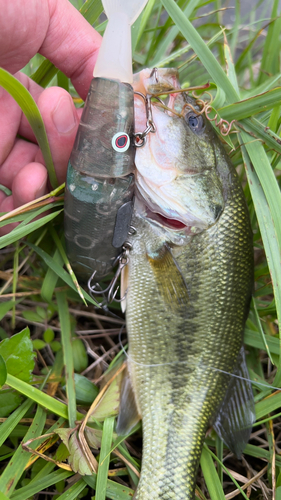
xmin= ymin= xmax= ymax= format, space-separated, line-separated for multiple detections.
xmin=64 ymin=0 xmax=148 ymax=285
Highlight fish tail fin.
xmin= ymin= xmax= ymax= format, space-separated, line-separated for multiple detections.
xmin=94 ymin=0 xmax=148 ymax=83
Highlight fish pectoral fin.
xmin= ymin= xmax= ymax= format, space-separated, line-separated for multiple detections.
xmin=147 ymin=244 xmax=189 ymax=312
xmin=116 ymin=366 xmax=141 ymax=436
xmin=213 ymin=346 xmax=255 ymax=459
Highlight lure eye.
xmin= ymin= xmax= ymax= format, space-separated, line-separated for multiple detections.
xmin=185 ymin=113 xmax=204 ymax=134
xmin=112 ymin=132 xmax=130 ymax=152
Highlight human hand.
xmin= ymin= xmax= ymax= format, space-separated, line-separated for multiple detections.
xmin=0 ymin=0 xmax=101 ymax=234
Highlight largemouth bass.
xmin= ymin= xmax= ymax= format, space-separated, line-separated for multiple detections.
xmin=117 ymin=68 xmax=255 ymax=499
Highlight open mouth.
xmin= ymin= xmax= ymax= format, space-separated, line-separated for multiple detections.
xmin=144 ymin=205 xmax=187 ymax=230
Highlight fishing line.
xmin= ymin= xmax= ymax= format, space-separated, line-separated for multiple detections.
xmin=118 ymin=327 xmax=281 ymax=393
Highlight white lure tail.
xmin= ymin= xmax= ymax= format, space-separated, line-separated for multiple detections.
xmin=94 ymin=0 xmax=148 ymax=83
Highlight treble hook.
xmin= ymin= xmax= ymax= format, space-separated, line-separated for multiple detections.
xmin=88 ymin=242 xmax=132 ymax=304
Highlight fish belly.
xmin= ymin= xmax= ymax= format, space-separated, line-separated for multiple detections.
xmin=126 ymin=172 xmax=253 ymax=499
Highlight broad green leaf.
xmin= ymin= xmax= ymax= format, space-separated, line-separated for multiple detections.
xmin=56 ymin=428 xmax=93 ymax=476
xmin=84 ymin=427 xmax=103 ymax=449
xmin=0 ymin=301 xmax=16 ymax=322
xmin=0 ymin=391 xmax=22 ymax=417
xmin=74 ymin=373 xmax=99 ymax=404
xmin=0 ymin=354 xmax=7 ymax=388
xmin=88 ymin=373 xmax=121 ymax=422
xmin=22 ymin=310 xmax=44 ymax=322
xmin=72 ymin=338 xmax=88 ymax=373
xmin=0 ymin=328 xmax=35 ymax=383
xmin=0 ymin=68 xmax=57 ymax=188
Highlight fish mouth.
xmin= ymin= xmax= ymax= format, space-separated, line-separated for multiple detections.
xmin=146 ymin=209 xmax=187 ymax=230
xmin=136 ymin=195 xmax=195 ymax=233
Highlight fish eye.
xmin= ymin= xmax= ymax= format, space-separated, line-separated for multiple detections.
xmin=185 ymin=112 xmax=205 ymax=133
xmin=112 ymin=132 xmax=130 ymax=152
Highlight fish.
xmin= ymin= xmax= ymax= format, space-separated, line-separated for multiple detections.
xmin=64 ymin=0 xmax=148 ymax=284
xmin=116 ymin=68 xmax=255 ymax=499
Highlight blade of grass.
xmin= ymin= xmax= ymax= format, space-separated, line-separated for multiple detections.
xmin=0 ymin=405 xmax=46 ymax=496
xmin=240 ymin=135 xmax=281 ymax=349
xmin=252 ymin=298 xmax=274 ymax=364
xmin=240 ymin=117 xmax=281 ymax=156
xmin=26 ymin=242 xmax=98 ymax=306
xmin=5 ymin=373 xmax=83 ymax=421
xmin=56 ymin=291 xmax=77 ymax=428
xmin=0 ymin=69 xmax=57 ymax=188
xmin=31 ymin=59 xmax=59 ymax=87
xmin=244 ymin=329 xmax=280 ymax=355
xmin=219 ymin=87 xmax=281 ymax=121
xmin=50 ymin=227 xmax=87 ymax=305
xmin=10 ymin=470 xmax=73 ymax=500
xmin=133 ymin=0 xmax=156 ymax=51
xmin=0 ymin=211 xmax=63 ymax=250
xmin=200 ymin=445 xmax=225 ymax=500
xmin=83 ymin=474 xmax=134 ymax=500
xmin=55 ymin=478 xmax=86 ymax=500
xmin=204 ymin=445 xmax=250 ymax=500
xmin=258 ymin=0 xmax=281 ymax=85
xmin=95 ymin=417 xmax=115 ymax=500
xmin=152 ymin=0 xmax=201 ymax=66
xmin=41 ymin=248 xmax=64 ymax=303
xmin=161 ymin=0 xmax=239 ymax=102
xmin=0 ymin=399 xmax=34 ymax=448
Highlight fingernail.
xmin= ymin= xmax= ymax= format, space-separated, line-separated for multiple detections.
xmin=52 ymin=96 xmax=77 ymax=134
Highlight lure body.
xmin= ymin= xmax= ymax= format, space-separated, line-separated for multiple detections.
xmin=117 ymin=69 xmax=255 ymax=499
xmin=64 ymin=78 xmax=135 ymax=282
xmin=64 ymin=0 xmax=149 ymax=283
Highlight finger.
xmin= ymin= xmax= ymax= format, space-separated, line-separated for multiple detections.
xmin=0 ymin=163 xmax=48 ymax=236
xmin=0 ymin=138 xmax=38 ymax=189
xmin=0 ymin=196 xmax=17 ymax=236
xmin=12 ymin=162 xmax=48 ymax=209
xmin=35 ymin=86 xmax=80 ymax=185
xmin=41 ymin=0 xmax=102 ymax=100
xmin=0 ymin=0 xmax=101 ymax=101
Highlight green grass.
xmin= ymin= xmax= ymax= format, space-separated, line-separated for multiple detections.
xmin=0 ymin=0 xmax=281 ymax=498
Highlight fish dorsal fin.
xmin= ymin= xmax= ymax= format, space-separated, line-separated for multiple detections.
xmin=147 ymin=244 xmax=189 ymax=312
xmin=116 ymin=365 xmax=141 ymax=436
xmin=213 ymin=347 xmax=255 ymax=459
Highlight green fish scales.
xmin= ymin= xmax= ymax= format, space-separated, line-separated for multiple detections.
xmin=121 ymin=69 xmax=254 ymax=499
